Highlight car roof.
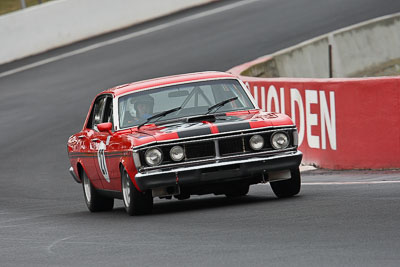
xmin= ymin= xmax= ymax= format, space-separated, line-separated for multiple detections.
xmin=104 ymin=71 xmax=237 ymax=97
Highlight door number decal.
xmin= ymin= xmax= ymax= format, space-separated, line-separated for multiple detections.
xmin=97 ymin=141 xmax=110 ymax=183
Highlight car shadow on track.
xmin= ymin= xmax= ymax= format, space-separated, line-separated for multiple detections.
xmin=103 ymin=193 xmax=304 ymax=216
xmin=154 ymin=196 xmax=291 ymax=215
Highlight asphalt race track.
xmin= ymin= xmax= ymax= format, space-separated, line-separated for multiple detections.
xmin=1 ymin=0 xmax=400 ymax=266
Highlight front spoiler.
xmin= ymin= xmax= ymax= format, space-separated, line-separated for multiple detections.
xmin=134 ymin=151 xmax=302 ymax=191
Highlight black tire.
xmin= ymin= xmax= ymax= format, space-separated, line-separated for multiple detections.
xmin=82 ymin=171 xmax=114 ymax=212
xmin=121 ymin=167 xmax=153 ymax=216
xmin=225 ymin=184 xmax=250 ymax=198
xmin=270 ymin=168 xmax=301 ymax=198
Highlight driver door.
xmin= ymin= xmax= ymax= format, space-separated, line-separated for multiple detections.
xmin=86 ymin=95 xmax=119 ymax=190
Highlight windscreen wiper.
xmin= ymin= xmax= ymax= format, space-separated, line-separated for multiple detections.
xmin=137 ymin=106 xmax=181 ymax=129
xmin=206 ymin=97 xmax=238 ymax=114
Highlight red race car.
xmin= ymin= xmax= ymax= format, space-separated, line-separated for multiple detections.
xmin=67 ymin=72 xmax=302 ymax=215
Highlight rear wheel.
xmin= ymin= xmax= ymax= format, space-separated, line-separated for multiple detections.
xmin=270 ymin=168 xmax=301 ymax=198
xmin=121 ymin=168 xmax=153 ymax=216
xmin=82 ymin=171 xmax=114 ymax=212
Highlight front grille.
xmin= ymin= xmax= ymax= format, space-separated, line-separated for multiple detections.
xmin=184 ymin=141 xmax=215 ymax=159
xmin=138 ymin=127 xmax=297 ymax=168
xmin=219 ymin=137 xmax=244 ymax=155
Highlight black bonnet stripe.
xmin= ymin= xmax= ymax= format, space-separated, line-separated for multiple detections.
xmin=177 ymin=127 xmax=212 ymax=138
xmin=216 ymin=121 xmax=251 ymax=133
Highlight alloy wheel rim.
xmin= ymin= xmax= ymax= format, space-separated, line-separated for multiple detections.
xmin=122 ymin=171 xmax=130 ymax=207
xmin=83 ymin=174 xmax=91 ymax=202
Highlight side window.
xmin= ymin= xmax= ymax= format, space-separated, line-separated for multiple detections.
xmin=104 ymin=97 xmax=113 ymax=124
xmin=87 ymin=95 xmax=112 ymax=130
xmin=93 ymin=97 xmax=107 ymax=128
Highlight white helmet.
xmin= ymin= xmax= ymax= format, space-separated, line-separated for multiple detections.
xmin=127 ymin=97 xmax=136 ymax=117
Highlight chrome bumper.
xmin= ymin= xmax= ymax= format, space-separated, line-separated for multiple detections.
xmin=134 ymin=151 xmax=302 ymax=191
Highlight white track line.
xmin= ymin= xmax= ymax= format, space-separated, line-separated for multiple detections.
xmin=0 ymin=0 xmax=260 ymax=79
xmin=303 ymin=181 xmax=400 ymax=185
xmin=47 ymin=235 xmax=75 ymax=254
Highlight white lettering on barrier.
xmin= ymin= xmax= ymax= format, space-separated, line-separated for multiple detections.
xmin=280 ymin=87 xmax=285 ymax=114
xmin=320 ymin=91 xmax=336 ymax=150
xmin=305 ymin=90 xmax=320 ymax=149
xmin=267 ymin=85 xmax=279 ymax=112
xmin=253 ymin=85 xmax=258 ymax=107
xmin=290 ymin=88 xmax=305 ymax=146
xmin=246 ymin=84 xmax=336 ymax=150
xmin=261 ymin=86 xmax=266 ymax=111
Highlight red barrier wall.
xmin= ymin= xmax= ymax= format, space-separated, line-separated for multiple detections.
xmin=229 ymin=61 xmax=400 ymax=169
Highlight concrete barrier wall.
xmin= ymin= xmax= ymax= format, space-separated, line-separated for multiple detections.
xmin=229 ymin=58 xmax=400 ymax=170
xmin=0 ymin=0 xmax=213 ymax=65
xmin=242 ymin=12 xmax=400 ymax=78
xmin=334 ymin=15 xmax=400 ymax=77
xmin=229 ymin=12 xmax=400 ymax=169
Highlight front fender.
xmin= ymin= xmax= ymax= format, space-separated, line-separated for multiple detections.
xmin=120 ymin=154 xmax=143 ymax=192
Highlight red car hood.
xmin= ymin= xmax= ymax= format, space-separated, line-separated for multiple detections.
xmin=128 ymin=111 xmax=294 ymax=146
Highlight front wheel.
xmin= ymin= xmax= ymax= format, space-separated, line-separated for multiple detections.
xmin=121 ymin=168 xmax=153 ymax=216
xmin=270 ymin=168 xmax=301 ymax=198
xmin=82 ymin=170 xmax=114 ymax=212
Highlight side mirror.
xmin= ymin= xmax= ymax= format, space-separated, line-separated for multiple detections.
xmin=97 ymin=122 xmax=113 ymax=134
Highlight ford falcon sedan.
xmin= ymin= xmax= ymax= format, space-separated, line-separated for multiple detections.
xmin=67 ymin=71 xmax=302 ymax=215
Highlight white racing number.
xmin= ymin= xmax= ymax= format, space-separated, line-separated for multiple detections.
xmin=97 ymin=141 xmax=110 ymax=183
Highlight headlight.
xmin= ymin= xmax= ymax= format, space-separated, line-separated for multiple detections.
xmin=170 ymin=146 xmax=184 ymax=161
xmin=271 ymin=132 xmax=290 ymax=150
xmin=249 ymin=135 xmax=264 ymax=150
xmin=144 ymin=148 xmax=163 ymax=166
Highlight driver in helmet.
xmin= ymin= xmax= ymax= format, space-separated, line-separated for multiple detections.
xmin=123 ymin=94 xmax=154 ymax=126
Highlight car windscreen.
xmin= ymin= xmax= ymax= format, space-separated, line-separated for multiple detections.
xmin=118 ymin=79 xmax=254 ymax=129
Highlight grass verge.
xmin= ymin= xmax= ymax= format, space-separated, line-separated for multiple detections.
xmin=0 ymin=0 xmax=53 ymax=16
